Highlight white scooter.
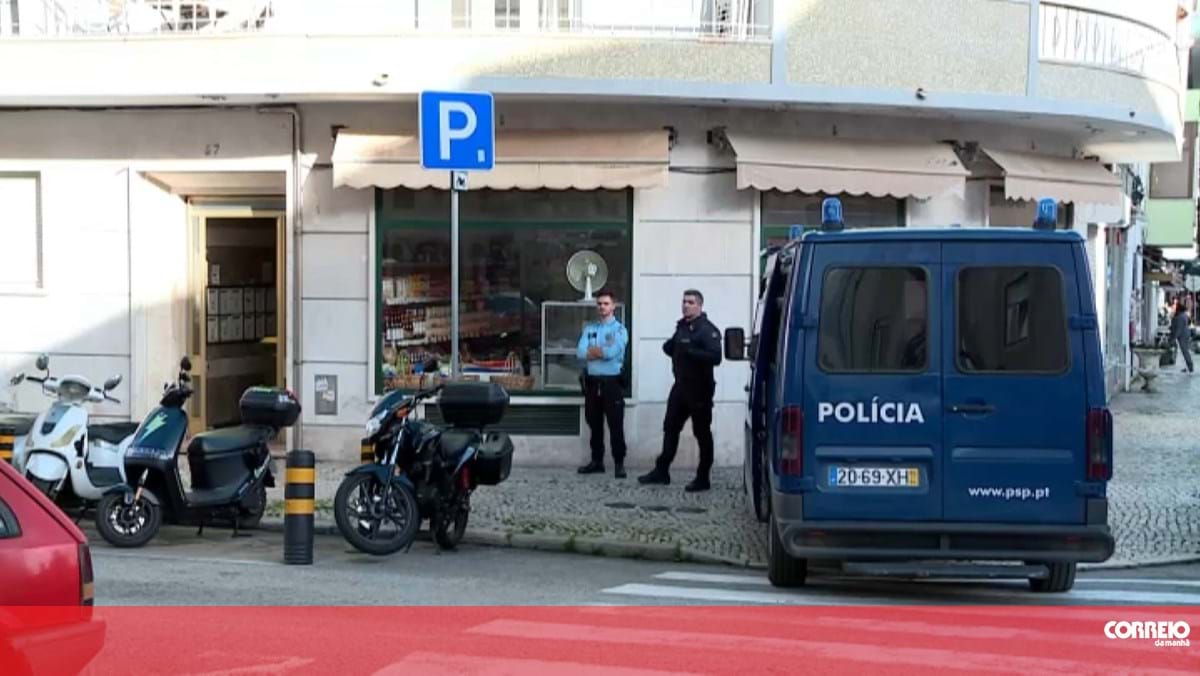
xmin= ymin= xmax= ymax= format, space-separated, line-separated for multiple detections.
xmin=11 ymin=354 xmax=138 ymax=514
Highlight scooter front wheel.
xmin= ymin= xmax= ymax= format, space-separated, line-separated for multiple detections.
xmin=334 ymin=473 xmax=420 ymax=556
xmin=96 ymin=489 xmax=162 ymax=548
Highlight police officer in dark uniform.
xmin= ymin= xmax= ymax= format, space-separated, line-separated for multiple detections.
xmin=638 ymin=289 xmax=722 ymax=492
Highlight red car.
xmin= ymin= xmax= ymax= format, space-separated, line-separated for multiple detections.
xmin=0 ymin=458 xmax=94 ymax=605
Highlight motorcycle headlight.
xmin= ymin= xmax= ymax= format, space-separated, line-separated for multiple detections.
xmin=365 ymin=410 xmax=387 ymax=438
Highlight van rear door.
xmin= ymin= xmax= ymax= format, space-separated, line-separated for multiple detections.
xmin=941 ymin=241 xmax=1088 ymax=524
xmin=800 ymin=241 xmax=942 ymax=521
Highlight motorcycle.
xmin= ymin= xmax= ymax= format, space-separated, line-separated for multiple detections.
xmin=335 ymin=380 xmax=514 ymax=556
xmin=96 ymin=357 xmax=297 ymax=548
xmin=9 ymin=354 xmax=138 ymax=514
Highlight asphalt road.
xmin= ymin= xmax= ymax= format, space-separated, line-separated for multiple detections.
xmin=83 ymin=524 xmax=1200 ymax=607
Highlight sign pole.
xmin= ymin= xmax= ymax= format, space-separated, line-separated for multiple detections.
xmin=450 ymin=172 xmax=461 ymax=379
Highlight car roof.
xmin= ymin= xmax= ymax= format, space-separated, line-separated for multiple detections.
xmin=793 ymin=226 xmax=1085 ymax=245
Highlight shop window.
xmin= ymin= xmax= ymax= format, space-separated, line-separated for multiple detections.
xmin=761 ymin=191 xmax=904 ymax=250
xmin=818 ymin=267 xmax=928 ymax=373
xmin=376 ymin=188 xmax=632 ymax=395
xmin=1149 ymin=122 xmax=1197 ymax=199
xmin=957 ymin=267 xmax=1069 ymax=374
xmin=0 ymin=173 xmax=42 ymax=290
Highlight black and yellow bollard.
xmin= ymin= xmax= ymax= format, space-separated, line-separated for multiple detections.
xmin=283 ymin=449 xmax=316 ymax=565
xmin=0 ymin=432 xmax=13 ymax=464
xmin=360 ymin=438 xmax=374 ymax=464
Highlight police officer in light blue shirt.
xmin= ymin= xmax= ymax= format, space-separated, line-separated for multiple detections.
xmin=576 ymin=290 xmax=629 ymax=478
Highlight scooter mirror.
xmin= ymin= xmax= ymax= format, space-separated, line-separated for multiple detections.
xmin=9 ymin=373 xmax=24 ymax=386
xmin=35 ymin=354 xmax=49 ymax=372
xmin=180 ymin=357 xmax=192 ymax=372
xmin=104 ymin=375 xmax=123 ymax=392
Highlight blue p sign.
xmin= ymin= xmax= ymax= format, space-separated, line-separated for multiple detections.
xmin=419 ymin=91 xmax=495 ymax=171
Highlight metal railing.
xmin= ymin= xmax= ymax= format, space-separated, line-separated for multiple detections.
xmin=0 ymin=0 xmax=770 ymax=41
xmin=1038 ymin=2 xmax=1184 ymax=85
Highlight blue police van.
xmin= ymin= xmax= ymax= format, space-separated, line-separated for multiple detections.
xmin=724 ymin=199 xmax=1115 ymax=593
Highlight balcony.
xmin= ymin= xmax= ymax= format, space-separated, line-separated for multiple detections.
xmin=0 ymin=0 xmax=771 ymax=41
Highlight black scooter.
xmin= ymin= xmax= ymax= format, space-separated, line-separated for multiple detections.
xmin=95 ymin=357 xmax=298 ymax=548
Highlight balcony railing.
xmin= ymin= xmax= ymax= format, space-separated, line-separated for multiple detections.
xmin=0 ymin=0 xmax=771 ymax=41
xmin=1038 ymin=2 xmax=1184 ymax=85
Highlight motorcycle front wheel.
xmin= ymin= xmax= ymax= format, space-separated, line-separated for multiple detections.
xmin=96 ymin=489 xmax=162 ymax=548
xmin=334 ymin=472 xmax=420 ymax=556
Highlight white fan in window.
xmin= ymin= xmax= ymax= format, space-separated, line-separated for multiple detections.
xmin=566 ymin=250 xmax=608 ymax=301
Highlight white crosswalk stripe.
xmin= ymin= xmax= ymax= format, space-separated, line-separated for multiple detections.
xmin=602 ymin=570 xmax=1200 ymax=606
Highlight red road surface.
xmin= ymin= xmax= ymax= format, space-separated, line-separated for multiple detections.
xmin=2 ymin=605 xmax=1198 ymax=674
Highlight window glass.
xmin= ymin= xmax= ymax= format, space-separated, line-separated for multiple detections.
xmin=818 ymin=267 xmax=928 ymax=372
xmin=957 ymin=267 xmax=1069 ymax=373
xmin=0 ymin=497 xmax=16 ymax=538
xmin=376 ymin=189 xmax=632 ymax=394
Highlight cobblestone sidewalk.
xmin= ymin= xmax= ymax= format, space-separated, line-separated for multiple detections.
xmin=266 ymin=374 xmax=1200 ymax=569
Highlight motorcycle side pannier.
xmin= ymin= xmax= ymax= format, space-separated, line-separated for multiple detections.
xmin=239 ymin=387 xmax=301 ymax=428
xmin=474 ymin=431 xmax=513 ymax=485
xmin=437 ymin=381 xmax=509 ymax=429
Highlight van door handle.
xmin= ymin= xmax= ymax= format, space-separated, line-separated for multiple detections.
xmin=948 ymin=403 xmax=995 ymax=414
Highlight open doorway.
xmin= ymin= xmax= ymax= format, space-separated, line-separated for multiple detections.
xmin=188 ymin=209 xmax=286 ymax=432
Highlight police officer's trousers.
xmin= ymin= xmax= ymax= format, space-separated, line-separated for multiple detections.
xmin=583 ymin=375 xmax=626 ymax=464
xmin=655 ymin=383 xmax=714 ymax=480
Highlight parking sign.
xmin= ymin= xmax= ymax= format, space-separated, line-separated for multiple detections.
xmin=419 ymin=91 xmax=495 ymax=171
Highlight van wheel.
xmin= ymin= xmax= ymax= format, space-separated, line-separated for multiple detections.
xmin=1029 ymin=562 xmax=1076 ymax=592
xmin=767 ymin=515 xmax=807 ymax=587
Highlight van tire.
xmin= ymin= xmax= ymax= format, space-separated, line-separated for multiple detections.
xmin=1029 ymin=562 xmax=1076 ymax=593
xmin=767 ymin=515 xmax=807 ymax=587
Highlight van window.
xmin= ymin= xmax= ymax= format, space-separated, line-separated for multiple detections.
xmin=818 ymin=267 xmax=928 ymax=373
xmin=957 ymin=266 xmax=1069 ymax=373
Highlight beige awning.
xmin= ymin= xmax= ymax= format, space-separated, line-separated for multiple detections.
xmin=332 ymin=129 xmax=669 ymax=190
xmin=981 ymin=148 xmax=1122 ymax=205
xmin=724 ymin=132 xmax=969 ymax=199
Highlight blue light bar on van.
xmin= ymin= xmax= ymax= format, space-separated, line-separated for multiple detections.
xmin=821 ymin=197 xmax=845 ymax=232
xmin=1033 ymin=198 xmax=1058 ymax=230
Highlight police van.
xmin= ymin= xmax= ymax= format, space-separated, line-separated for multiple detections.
xmin=724 ymin=198 xmax=1114 ymax=593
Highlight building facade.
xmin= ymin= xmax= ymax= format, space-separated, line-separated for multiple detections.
xmin=0 ymin=0 xmax=1193 ymax=466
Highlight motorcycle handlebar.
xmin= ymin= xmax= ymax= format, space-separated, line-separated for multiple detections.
xmin=407 ymin=384 xmax=444 ymax=405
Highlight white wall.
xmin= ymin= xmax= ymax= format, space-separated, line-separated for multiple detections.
xmin=0 ymin=164 xmax=133 ymax=421
xmin=0 ymin=109 xmax=292 ymax=425
xmin=907 ymin=181 xmax=989 ymax=227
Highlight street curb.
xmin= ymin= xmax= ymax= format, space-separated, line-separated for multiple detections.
xmin=260 ymin=516 xmax=1199 ymax=572
xmin=259 ymin=516 xmax=755 ymax=566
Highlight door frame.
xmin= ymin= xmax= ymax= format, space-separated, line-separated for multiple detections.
xmin=186 ymin=204 xmax=287 ymax=433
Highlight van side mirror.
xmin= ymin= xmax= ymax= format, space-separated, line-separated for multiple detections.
xmin=724 ymin=327 xmax=747 ymax=361
xmin=104 ymin=375 xmax=122 ymax=392
xmin=35 ymin=354 xmax=49 ymax=372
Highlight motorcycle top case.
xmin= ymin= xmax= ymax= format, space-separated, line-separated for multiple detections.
xmin=239 ymin=387 xmax=301 ymax=429
xmin=436 ymin=381 xmax=509 ymax=429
